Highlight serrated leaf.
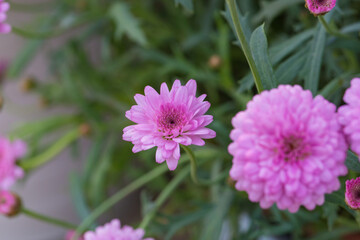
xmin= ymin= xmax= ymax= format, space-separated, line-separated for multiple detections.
xmin=250 ymin=24 xmax=277 ymax=90
xmin=108 ymin=2 xmax=147 ymax=46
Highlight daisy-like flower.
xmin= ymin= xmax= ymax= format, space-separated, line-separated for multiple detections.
xmin=0 ymin=138 xmax=27 ymax=190
xmin=345 ymin=177 xmax=360 ymax=210
xmin=305 ymin=0 xmax=336 ymax=16
xmin=338 ymin=78 xmax=360 ymax=159
xmin=229 ymin=85 xmax=347 ymax=213
xmin=0 ymin=0 xmax=11 ymax=34
xmin=84 ymin=219 xmax=154 ymax=240
xmin=0 ymin=190 xmax=21 ymax=217
xmin=123 ymin=79 xmax=216 ymax=171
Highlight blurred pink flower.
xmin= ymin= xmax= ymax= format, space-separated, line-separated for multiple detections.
xmin=0 ymin=190 xmax=21 ymax=216
xmin=65 ymin=230 xmax=84 ymax=240
xmin=0 ymin=138 xmax=27 ymax=189
xmin=0 ymin=0 xmax=11 ymax=34
xmin=345 ymin=177 xmax=360 ymax=210
xmin=229 ymin=85 xmax=347 ymax=213
xmin=338 ymin=78 xmax=360 ymax=160
xmin=84 ymin=219 xmax=154 ymax=240
xmin=305 ymin=0 xmax=336 ymax=16
xmin=123 ymin=79 xmax=215 ymax=171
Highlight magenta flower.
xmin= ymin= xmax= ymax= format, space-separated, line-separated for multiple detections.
xmin=229 ymin=85 xmax=347 ymax=213
xmin=0 ymin=0 xmax=11 ymax=34
xmin=0 ymin=138 xmax=27 ymax=190
xmin=123 ymin=79 xmax=216 ymax=171
xmin=345 ymin=177 xmax=360 ymax=210
xmin=84 ymin=219 xmax=154 ymax=240
xmin=0 ymin=190 xmax=21 ymax=216
xmin=305 ymin=0 xmax=336 ymax=16
xmin=65 ymin=230 xmax=84 ymax=240
xmin=338 ymin=78 xmax=360 ymax=159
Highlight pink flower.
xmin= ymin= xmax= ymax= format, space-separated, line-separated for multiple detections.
xmin=345 ymin=177 xmax=360 ymax=210
xmin=338 ymin=78 xmax=360 ymax=159
xmin=84 ymin=219 xmax=154 ymax=240
xmin=305 ymin=0 xmax=336 ymax=16
xmin=0 ymin=138 xmax=27 ymax=190
xmin=0 ymin=190 xmax=21 ymax=216
xmin=65 ymin=230 xmax=84 ymax=240
xmin=123 ymin=79 xmax=216 ymax=171
xmin=228 ymin=85 xmax=347 ymax=213
xmin=0 ymin=0 xmax=11 ymax=34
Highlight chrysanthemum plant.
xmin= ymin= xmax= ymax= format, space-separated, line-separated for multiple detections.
xmin=1 ymin=0 xmax=360 ymax=239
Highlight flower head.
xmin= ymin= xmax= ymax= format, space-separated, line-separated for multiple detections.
xmin=0 ymin=1 xmax=11 ymax=34
xmin=84 ymin=219 xmax=154 ymax=240
xmin=305 ymin=0 xmax=336 ymax=16
xmin=0 ymin=138 xmax=27 ymax=190
xmin=338 ymin=78 xmax=360 ymax=158
xmin=123 ymin=79 xmax=216 ymax=171
xmin=229 ymin=85 xmax=347 ymax=213
xmin=345 ymin=177 xmax=360 ymax=210
xmin=0 ymin=190 xmax=21 ymax=216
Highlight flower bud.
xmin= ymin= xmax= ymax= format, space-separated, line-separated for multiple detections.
xmin=0 ymin=191 xmax=22 ymax=217
xmin=305 ymin=0 xmax=336 ymax=16
xmin=345 ymin=177 xmax=360 ymax=210
xmin=208 ymin=55 xmax=221 ymax=69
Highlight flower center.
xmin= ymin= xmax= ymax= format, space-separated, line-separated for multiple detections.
xmin=279 ymin=135 xmax=310 ymax=162
xmin=313 ymin=0 xmax=330 ymax=7
xmin=352 ymin=185 xmax=360 ymax=201
xmin=157 ymin=103 xmax=187 ymax=136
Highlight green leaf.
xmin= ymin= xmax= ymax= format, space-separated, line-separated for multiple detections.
xmin=108 ymin=2 xmax=147 ymax=46
xmin=250 ymin=24 xmax=277 ymax=90
xmin=325 ymin=190 xmax=356 ymax=217
xmin=322 ymin=202 xmax=338 ymax=231
xmin=345 ymin=151 xmax=360 ymax=173
xmin=175 ymin=0 xmax=194 ymax=13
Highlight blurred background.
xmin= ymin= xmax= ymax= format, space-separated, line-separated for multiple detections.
xmin=0 ymin=0 xmax=360 ymax=239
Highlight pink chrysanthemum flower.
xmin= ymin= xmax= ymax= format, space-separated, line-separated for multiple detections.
xmin=229 ymin=85 xmax=348 ymax=213
xmin=0 ymin=138 xmax=27 ymax=190
xmin=0 ymin=0 xmax=11 ymax=34
xmin=305 ymin=0 xmax=336 ymax=16
xmin=84 ymin=219 xmax=154 ymax=240
xmin=123 ymin=79 xmax=216 ymax=171
xmin=345 ymin=177 xmax=360 ymax=210
xmin=338 ymin=78 xmax=360 ymax=159
xmin=65 ymin=230 xmax=84 ymax=240
xmin=0 ymin=190 xmax=21 ymax=216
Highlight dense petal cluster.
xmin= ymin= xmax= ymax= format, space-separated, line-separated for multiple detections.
xmin=0 ymin=0 xmax=11 ymax=34
xmin=338 ymin=78 xmax=360 ymax=159
xmin=123 ymin=79 xmax=216 ymax=170
xmin=229 ymin=85 xmax=347 ymax=213
xmin=0 ymin=138 xmax=27 ymax=190
xmin=84 ymin=219 xmax=154 ymax=240
xmin=345 ymin=177 xmax=360 ymax=210
xmin=0 ymin=191 xmax=21 ymax=216
xmin=305 ymin=0 xmax=336 ymax=16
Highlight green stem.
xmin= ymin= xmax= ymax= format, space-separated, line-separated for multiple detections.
xmin=22 ymin=208 xmax=78 ymax=229
xmin=226 ymin=0 xmax=263 ymax=93
xmin=139 ymin=165 xmax=191 ymax=230
xmin=318 ymin=15 xmax=350 ymax=39
xmin=18 ymin=128 xmax=81 ymax=171
xmin=73 ymin=148 xmax=220 ymax=239
xmin=181 ymin=145 xmax=199 ymax=184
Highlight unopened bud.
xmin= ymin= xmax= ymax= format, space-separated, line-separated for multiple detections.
xmin=21 ymin=76 xmax=37 ymax=92
xmin=79 ymin=123 xmax=91 ymax=137
xmin=0 ymin=191 xmax=22 ymax=217
xmin=208 ymin=55 xmax=221 ymax=69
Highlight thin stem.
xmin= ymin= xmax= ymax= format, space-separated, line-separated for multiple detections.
xmin=226 ymin=0 xmax=263 ymax=93
xmin=18 ymin=128 xmax=81 ymax=171
xmin=21 ymin=208 xmax=77 ymax=229
xmin=181 ymin=145 xmax=199 ymax=184
xmin=318 ymin=15 xmax=350 ymax=39
xmin=139 ymin=165 xmax=191 ymax=230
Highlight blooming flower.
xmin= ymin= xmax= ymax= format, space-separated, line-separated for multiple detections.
xmin=0 ymin=190 xmax=21 ymax=216
xmin=123 ymin=79 xmax=216 ymax=171
xmin=338 ymin=78 xmax=360 ymax=159
xmin=345 ymin=177 xmax=360 ymax=210
xmin=65 ymin=230 xmax=84 ymax=240
xmin=84 ymin=219 xmax=154 ymax=240
xmin=0 ymin=0 xmax=11 ymax=34
xmin=229 ymin=85 xmax=347 ymax=213
xmin=305 ymin=0 xmax=336 ymax=16
xmin=0 ymin=138 xmax=27 ymax=190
